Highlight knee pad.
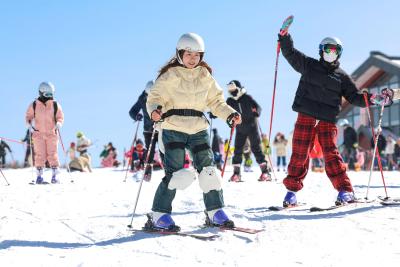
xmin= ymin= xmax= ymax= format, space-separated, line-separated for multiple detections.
xmin=198 ymin=166 xmax=222 ymax=193
xmin=168 ymin=168 xmax=197 ymax=190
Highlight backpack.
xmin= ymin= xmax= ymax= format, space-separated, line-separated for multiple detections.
xmin=33 ymin=100 xmax=58 ymax=123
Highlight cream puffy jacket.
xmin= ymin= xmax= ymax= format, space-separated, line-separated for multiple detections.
xmin=147 ymin=66 xmax=236 ymax=134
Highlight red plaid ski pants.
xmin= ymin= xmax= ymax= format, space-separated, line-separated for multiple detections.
xmin=283 ymin=113 xmax=353 ymax=192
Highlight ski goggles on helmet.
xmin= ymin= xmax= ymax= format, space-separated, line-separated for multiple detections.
xmin=320 ymin=44 xmax=342 ymax=56
xmin=42 ymin=92 xmax=53 ymax=98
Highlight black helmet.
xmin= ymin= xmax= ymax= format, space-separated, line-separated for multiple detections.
xmin=227 ymin=80 xmax=243 ymax=89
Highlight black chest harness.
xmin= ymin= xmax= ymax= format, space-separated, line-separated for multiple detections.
xmin=161 ymin=109 xmax=209 ymax=124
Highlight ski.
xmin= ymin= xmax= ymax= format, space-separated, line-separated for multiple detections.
xmin=218 ymin=226 xmax=264 ymax=234
xmin=309 ymin=199 xmax=375 ymax=212
xmin=267 ymin=203 xmax=307 ymax=212
xmin=29 ymin=181 xmax=50 ymax=185
xmin=380 ymin=200 xmax=400 ymax=206
xmin=378 ymin=196 xmax=400 ymax=202
xmin=201 ymin=224 xmax=263 ymax=234
xmin=129 ymin=228 xmax=219 ymax=241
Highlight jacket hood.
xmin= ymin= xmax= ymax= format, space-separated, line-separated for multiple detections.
xmin=230 ymin=88 xmax=247 ymax=100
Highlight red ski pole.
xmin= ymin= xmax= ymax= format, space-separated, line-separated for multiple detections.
xmin=362 ymin=92 xmax=388 ymax=199
xmin=0 ymin=136 xmax=25 ymax=145
xmin=221 ymin=126 xmax=235 ymax=178
xmin=267 ymin=15 xmax=293 ymax=143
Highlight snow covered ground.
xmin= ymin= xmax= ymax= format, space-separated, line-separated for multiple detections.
xmin=0 ymin=166 xmax=399 ymax=267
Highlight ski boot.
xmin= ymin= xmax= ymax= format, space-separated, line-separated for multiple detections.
xmin=35 ymin=168 xmax=44 ymax=184
xmin=51 ymin=167 xmax=59 ymax=184
xmin=258 ymin=162 xmax=272 ymax=181
xmin=143 ymin=164 xmax=153 ymax=182
xmin=205 ymin=209 xmax=235 ymax=228
xmin=283 ymin=191 xmax=297 ymax=207
xmin=335 ymin=191 xmax=355 ymax=205
xmin=230 ymin=165 xmax=241 ymax=182
xmin=144 ymin=212 xmax=180 ymax=232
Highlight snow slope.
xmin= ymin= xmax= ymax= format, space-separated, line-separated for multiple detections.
xmin=1 ymin=167 xmax=399 ymax=267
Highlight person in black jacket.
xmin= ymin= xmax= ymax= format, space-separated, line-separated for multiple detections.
xmin=129 ymin=80 xmax=159 ymax=181
xmin=278 ymin=28 xmax=392 ymax=207
xmin=0 ymin=138 xmax=12 ymax=168
xmin=339 ymin=119 xmax=358 ymax=170
xmin=22 ymin=129 xmax=34 ymax=167
xmin=226 ymin=80 xmax=271 ymax=182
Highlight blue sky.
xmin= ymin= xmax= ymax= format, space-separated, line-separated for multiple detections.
xmin=1 ymin=0 xmax=399 ymax=167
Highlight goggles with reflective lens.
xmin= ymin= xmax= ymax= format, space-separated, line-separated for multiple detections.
xmin=43 ymin=92 xmax=53 ymax=97
xmin=321 ymin=44 xmax=342 ymax=55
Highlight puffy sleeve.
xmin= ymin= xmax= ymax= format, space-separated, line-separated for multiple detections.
xmin=146 ymin=71 xmax=172 ymax=113
xmin=25 ymin=102 xmax=35 ymax=125
xmin=206 ymin=74 xmax=236 ymax=121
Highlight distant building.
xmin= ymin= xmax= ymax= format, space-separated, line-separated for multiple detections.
xmin=338 ymin=51 xmax=400 ymax=147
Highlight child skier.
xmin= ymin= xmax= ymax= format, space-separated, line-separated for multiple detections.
xmin=146 ymin=32 xmax=241 ymax=231
xmin=273 ymin=132 xmax=288 ymax=172
xmin=25 ymin=82 xmax=64 ymax=184
xmin=278 ymin=27 xmax=393 ymax=207
xmin=226 ymin=80 xmax=271 ymax=182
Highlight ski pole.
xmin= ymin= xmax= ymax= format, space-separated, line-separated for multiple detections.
xmin=267 ymin=15 xmax=294 ymax=144
xmin=0 ymin=167 xmax=10 ymax=186
xmin=57 ymin=129 xmax=74 ymax=183
xmin=29 ymin=131 xmax=35 ymax=183
xmin=221 ymin=126 xmax=235 ymax=178
xmin=363 ymin=92 xmax=389 ymax=199
xmin=0 ymin=136 xmax=25 ymax=145
xmin=123 ymin=120 xmax=141 ymax=182
xmin=127 ymin=122 xmax=158 ymax=228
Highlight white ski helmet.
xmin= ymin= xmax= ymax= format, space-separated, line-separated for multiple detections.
xmin=338 ymin=119 xmax=350 ymax=127
xmin=144 ymin=80 xmax=154 ymax=94
xmin=38 ymin=81 xmax=55 ymax=97
xmin=319 ymin=37 xmax=343 ymax=58
xmin=176 ymin=33 xmax=205 ymax=64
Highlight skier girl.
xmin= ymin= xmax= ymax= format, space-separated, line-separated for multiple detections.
xmin=226 ymin=80 xmax=271 ymax=182
xmin=278 ymin=28 xmax=393 ymax=206
xmin=25 ymin=82 xmax=64 ymax=184
xmin=146 ymin=32 xmax=241 ymax=230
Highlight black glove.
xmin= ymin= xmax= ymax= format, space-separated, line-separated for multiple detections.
xmin=135 ymin=113 xmax=143 ymax=121
xmin=226 ymin=112 xmax=240 ymax=128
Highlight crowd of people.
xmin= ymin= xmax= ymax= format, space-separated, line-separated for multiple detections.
xmin=1 ymin=21 xmax=399 ymax=231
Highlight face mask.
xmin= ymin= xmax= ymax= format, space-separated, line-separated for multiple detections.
xmin=230 ymin=89 xmax=239 ymax=97
xmin=323 ymin=51 xmax=338 ymax=63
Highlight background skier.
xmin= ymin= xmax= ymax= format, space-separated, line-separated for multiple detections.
xmin=226 ymin=80 xmax=271 ymax=182
xmin=129 ymin=80 xmax=159 ymax=180
xmin=0 ymin=138 xmax=12 ymax=168
xmin=25 ymin=82 xmax=64 ymax=183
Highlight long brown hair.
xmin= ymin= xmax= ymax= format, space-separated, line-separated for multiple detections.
xmin=157 ymin=50 xmax=213 ymax=79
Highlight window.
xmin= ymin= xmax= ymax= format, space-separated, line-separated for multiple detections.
xmin=390 ymin=103 xmax=400 ymax=125
xmin=382 ymin=107 xmax=390 ymax=126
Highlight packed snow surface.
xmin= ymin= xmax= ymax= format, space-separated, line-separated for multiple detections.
xmin=1 ymin=167 xmax=399 ymax=267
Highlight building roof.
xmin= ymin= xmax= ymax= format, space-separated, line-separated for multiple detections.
xmin=352 ymin=51 xmax=400 ymax=88
xmin=340 ymin=51 xmax=400 ymax=115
